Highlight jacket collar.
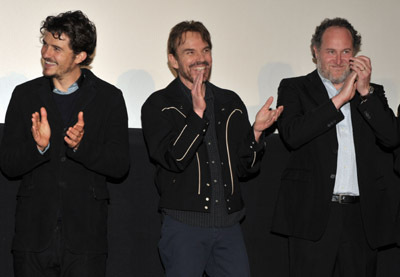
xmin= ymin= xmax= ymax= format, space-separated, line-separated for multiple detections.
xmin=305 ymin=69 xmax=331 ymax=105
xmin=37 ymin=68 xmax=98 ymax=127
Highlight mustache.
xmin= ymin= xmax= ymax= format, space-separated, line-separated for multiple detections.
xmin=189 ymin=61 xmax=209 ymax=68
xmin=43 ymin=58 xmax=57 ymax=64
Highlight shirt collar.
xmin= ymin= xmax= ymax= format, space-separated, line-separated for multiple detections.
xmin=51 ymin=73 xmax=85 ymax=95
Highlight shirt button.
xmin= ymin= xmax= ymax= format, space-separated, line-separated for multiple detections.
xmin=213 ymin=179 xmax=217 ymax=183
xmin=330 ymin=174 xmax=336 ymax=179
xmin=215 ymin=200 xmax=219 ymax=203
xmin=226 ymin=199 xmax=230 ymax=202
xmin=205 ymin=197 xmax=210 ymax=201
xmin=218 ymin=121 xmax=221 ymax=125
xmin=224 ymin=184 xmax=227 ymax=187
xmin=206 ymin=183 xmax=210 ymax=187
xmin=228 ymin=207 xmax=231 ymax=211
xmin=221 ymin=162 xmax=224 ymax=165
xmin=204 ymin=206 xmax=209 ymax=210
xmin=211 ymin=161 xmax=215 ymax=164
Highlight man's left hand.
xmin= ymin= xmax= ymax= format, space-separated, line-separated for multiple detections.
xmin=253 ymin=96 xmax=284 ymax=142
xmin=65 ymin=111 xmax=85 ymax=150
xmin=350 ymin=55 xmax=371 ymax=96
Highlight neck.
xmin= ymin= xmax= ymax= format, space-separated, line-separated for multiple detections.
xmin=53 ymin=68 xmax=82 ymax=92
xmin=334 ymin=82 xmax=344 ymax=91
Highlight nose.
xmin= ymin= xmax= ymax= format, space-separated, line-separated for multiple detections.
xmin=335 ymin=53 xmax=342 ymax=65
xmin=41 ymin=45 xmax=52 ymax=59
xmin=195 ymin=51 xmax=206 ymax=62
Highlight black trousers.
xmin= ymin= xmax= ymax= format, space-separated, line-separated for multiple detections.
xmin=13 ymin=221 xmax=106 ymax=277
xmin=289 ymin=202 xmax=377 ymax=277
xmin=158 ymin=215 xmax=250 ymax=277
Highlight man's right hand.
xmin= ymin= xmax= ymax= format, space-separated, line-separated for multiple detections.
xmin=31 ymin=107 xmax=51 ymax=151
xmin=191 ymin=70 xmax=206 ymax=118
xmin=332 ymin=71 xmax=357 ymax=110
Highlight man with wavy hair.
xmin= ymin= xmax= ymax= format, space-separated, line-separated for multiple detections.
xmin=272 ymin=18 xmax=399 ymax=276
xmin=0 ymin=11 xmax=129 ymax=276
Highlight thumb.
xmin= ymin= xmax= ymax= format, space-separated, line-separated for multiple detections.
xmin=77 ymin=111 xmax=85 ymax=126
xmin=40 ymin=107 xmax=48 ymax=122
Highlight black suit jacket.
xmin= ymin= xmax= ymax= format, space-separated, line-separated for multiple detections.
xmin=272 ymin=70 xmax=399 ymax=249
xmin=0 ymin=69 xmax=130 ymax=253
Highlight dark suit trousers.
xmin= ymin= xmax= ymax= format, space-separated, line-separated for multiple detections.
xmin=289 ymin=202 xmax=377 ymax=277
xmin=13 ymin=221 xmax=107 ymax=277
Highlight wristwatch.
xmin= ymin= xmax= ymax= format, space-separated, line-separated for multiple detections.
xmin=360 ymin=86 xmax=374 ymax=103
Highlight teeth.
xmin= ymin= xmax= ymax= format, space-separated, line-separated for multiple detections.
xmin=45 ymin=61 xmax=56 ymax=65
xmin=194 ymin=67 xmax=205 ymax=71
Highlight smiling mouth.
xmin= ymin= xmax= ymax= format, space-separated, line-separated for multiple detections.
xmin=44 ymin=60 xmax=57 ymax=66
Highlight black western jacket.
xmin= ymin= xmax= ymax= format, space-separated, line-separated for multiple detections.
xmin=141 ymin=78 xmax=265 ymax=214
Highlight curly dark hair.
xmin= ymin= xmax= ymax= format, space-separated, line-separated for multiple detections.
xmin=168 ymin=21 xmax=212 ymax=57
xmin=310 ymin=18 xmax=362 ymax=63
xmin=40 ymin=10 xmax=97 ymax=66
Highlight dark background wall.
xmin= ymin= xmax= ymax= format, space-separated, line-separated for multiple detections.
xmin=1 ymin=125 xmax=399 ymax=276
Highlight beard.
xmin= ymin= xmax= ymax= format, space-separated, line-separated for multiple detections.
xmin=317 ymin=59 xmax=351 ymax=85
xmin=179 ymin=61 xmax=211 ymax=84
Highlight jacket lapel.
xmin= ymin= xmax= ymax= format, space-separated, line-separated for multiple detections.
xmin=305 ymin=70 xmax=331 ymax=106
xmin=67 ymin=69 xmax=97 ymax=126
xmin=36 ymin=78 xmax=64 ymax=129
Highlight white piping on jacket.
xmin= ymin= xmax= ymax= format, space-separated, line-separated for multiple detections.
xmin=226 ymin=109 xmax=243 ymax=195
xmin=196 ymin=153 xmax=201 ymax=195
xmin=251 ymin=151 xmax=257 ymax=168
xmin=162 ymin=107 xmax=187 ymax=118
xmin=162 ymin=106 xmax=201 ymax=194
xmin=174 ymin=125 xmax=187 ymax=146
xmin=176 ymin=134 xmax=199 ymax=161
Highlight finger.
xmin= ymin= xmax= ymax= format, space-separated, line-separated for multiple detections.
xmin=77 ymin=111 xmax=84 ymax=126
xmin=350 ymin=57 xmax=370 ymax=73
xmin=67 ymin=127 xmax=82 ymax=139
xmin=354 ymin=55 xmax=371 ymax=67
xmin=191 ymin=74 xmax=202 ymax=96
xmin=262 ymin=96 xmax=274 ymax=110
xmin=64 ymin=136 xmax=75 ymax=147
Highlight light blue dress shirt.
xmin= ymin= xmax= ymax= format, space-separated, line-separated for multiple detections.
xmin=318 ymin=72 xmax=359 ymax=196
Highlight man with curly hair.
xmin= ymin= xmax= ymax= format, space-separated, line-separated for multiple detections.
xmin=0 ymin=10 xmax=129 ymax=276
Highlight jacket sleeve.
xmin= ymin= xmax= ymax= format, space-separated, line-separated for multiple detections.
xmin=357 ymin=85 xmax=400 ymax=148
xmin=228 ymin=96 xmax=265 ymax=179
xmin=66 ymin=90 xmax=130 ymax=179
xmin=277 ymin=78 xmax=344 ymax=150
xmin=141 ymin=97 xmax=208 ymax=172
xmin=0 ymin=88 xmax=50 ymax=178
xmin=235 ymin=124 xmax=265 ymax=179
